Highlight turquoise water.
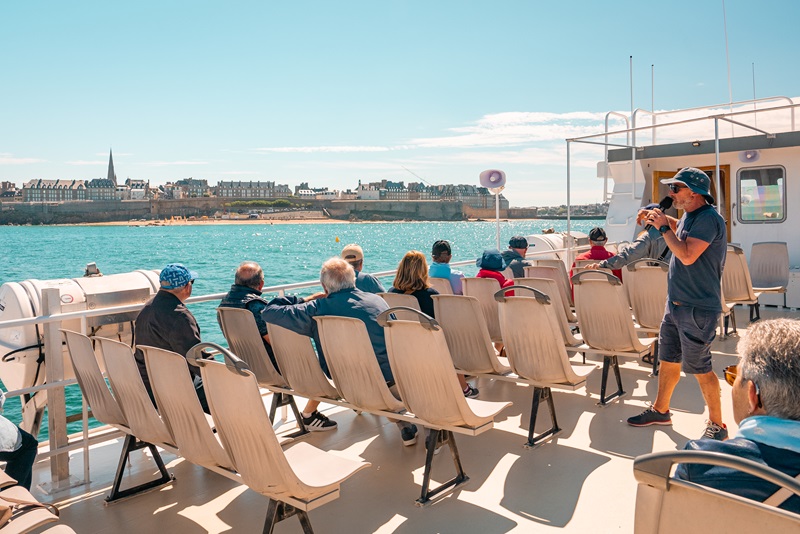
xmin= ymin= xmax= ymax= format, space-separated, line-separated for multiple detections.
xmin=1 ymin=219 xmax=602 ymax=436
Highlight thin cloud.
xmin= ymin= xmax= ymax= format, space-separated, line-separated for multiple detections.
xmin=67 ymin=160 xmax=106 ymax=165
xmin=0 ymin=153 xmax=44 ymax=165
xmin=255 ymin=145 xmax=392 ymax=154
xmin=220 ymin=170 xmax=260 ymax=175
xmin=142 ymin=161 xmax=209 ymax=166
xmin=94 ymin=152 xmax=133 ymax=157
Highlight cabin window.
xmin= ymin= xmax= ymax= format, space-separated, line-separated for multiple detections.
xmin=737 ymin=166 xmax=785 ymax=223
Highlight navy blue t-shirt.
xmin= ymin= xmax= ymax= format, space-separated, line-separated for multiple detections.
xmin=667 ymin=204 xmax=727 ymax=311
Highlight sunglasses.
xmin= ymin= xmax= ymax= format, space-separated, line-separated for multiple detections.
xmin=668 ymin=183 xmax=688 ymax=194
xmin=724 ymin=364 xmax=763 ymax=407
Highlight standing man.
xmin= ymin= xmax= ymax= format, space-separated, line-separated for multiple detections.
xmin=219 ymin=261 xmax=335 ymax=431
xmin=501 ymin=236 xmax=532 ymax=278
xmin=341 ymin=243 xmax=385 ymax=293
xmin=627 ymin=168 xmax=728 ymax=440
xmin=429 ymin=240 xmax=465 ymax=295
xmin=134 ymin=263 xmax=209 ymax=412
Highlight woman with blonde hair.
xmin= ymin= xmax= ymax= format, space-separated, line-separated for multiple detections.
xmin=389 ymin=250 xmax=479 ymax=398
xmin=389 ymin=250 xmax=438 ymax=317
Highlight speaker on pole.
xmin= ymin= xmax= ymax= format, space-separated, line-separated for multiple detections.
xmin=479 ymin=169 xmax=507 ymax=250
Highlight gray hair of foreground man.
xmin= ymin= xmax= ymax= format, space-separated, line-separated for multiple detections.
xmin=320 ymin=257 xmax=356 ymax=294
xmin=738 ymin=318 xmax=800 ymax=420
xmin=235 ymin=261 xmax=264 ymax=289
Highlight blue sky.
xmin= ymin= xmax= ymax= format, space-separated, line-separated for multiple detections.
xmin=1 ymin=1 xmax=798 ymax=207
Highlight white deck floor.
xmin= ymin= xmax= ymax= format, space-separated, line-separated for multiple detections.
xmin=28 ymin=306 xmax=790 ymax=533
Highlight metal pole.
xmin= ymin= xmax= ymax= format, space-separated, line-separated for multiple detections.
xmin=630 ymin=56 xmax=635 ymax=146
xmin=566 ymin=140 xmax=572 ymax=262
xmin=495 ymin=192 xmax=500 ymax=250
xmin=42 ymin=288 xmax=70 ymax=486
xmin=714 ymin=118 xmax=723 ymax=217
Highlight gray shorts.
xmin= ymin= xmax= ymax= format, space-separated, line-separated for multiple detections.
xmin=658 ymin=302 xmax=719 ymax=374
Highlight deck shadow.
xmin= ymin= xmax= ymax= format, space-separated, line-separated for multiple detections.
xmin=500 ymin=443 xmax=609 ymax=528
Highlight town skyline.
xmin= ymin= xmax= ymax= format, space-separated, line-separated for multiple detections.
xmin=2 ymin=2 xmax=799 ymax=207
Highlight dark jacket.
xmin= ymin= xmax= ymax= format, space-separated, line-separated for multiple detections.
xmin=501 ymin=249 xmax=530 ymax=278
xmin=676 ymin=436 xmax=800 ymax=513
xmin=134 ymin=290 xmax=202 ymax=391
xmin=261 ymin=288 xmax=392 ymax=381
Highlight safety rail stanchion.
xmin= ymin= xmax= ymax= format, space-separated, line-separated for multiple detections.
xmin=42 ymin=287 xmax=70 ymax=486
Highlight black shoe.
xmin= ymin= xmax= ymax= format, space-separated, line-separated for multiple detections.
xmin=701 ymin=421 xmax=728 ymax=441
xmin=401 ymin=425 xmax=418 ymax=446
xmin=626 ymin=406 xmax=672 ymax=427
xmin=302 ymin=411 xmax=337 ymax=432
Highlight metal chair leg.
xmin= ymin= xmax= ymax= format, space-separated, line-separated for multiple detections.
xmin=524 ymin=387 xmax=561 ymax=449
xmin=598 ymin=355 xmax=625 ymax=405
xmin=416 ymin=430 xmax=469 ymax=506
xmin=105 ymin=434 xmax=174 ymax=504
xmin=268 ymin=392 xmax=309 ymax=438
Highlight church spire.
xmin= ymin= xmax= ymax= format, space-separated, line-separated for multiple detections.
xmin=107 ymin=149 xmax=117 ymax=185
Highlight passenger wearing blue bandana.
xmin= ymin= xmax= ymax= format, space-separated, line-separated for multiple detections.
xmin=676 ymin=319 xmax=800 ymax=513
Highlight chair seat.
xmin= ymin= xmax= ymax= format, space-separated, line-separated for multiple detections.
xmin=285 ymin=442 xmax=372 ymax=490
xmin=463 ymin=397 xmax=513 ymax=421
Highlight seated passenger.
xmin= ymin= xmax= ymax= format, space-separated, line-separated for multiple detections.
xmin=134 ymin=263 xmax=212 ymax=413
xmin=501 ymin=236 xmax=533 ymax=278
xmin=0 ymin=400 xmax=37 ymax=490
xmin=261 ymin=257 xmax=419 ymax=446
xmin=390 ymin=251 xmax=478 ymax=398
xmin=341 ymin=243 xmax=385 ymax=293
xmin=675 ymin=318 xmax=800 ymax=513
xmin=570 ymin=227 xmax=622 ymax=282
xmin=475 ymin=249 xmax=513 ymax=289
xmin=219 ymin=261 xmax=335 ymax=431
xmin=586 ymin=204 xmax=671 ymax=271
xmin=428 ymin=239 xmax=465 ymax=294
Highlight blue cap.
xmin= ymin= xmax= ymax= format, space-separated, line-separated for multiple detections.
xmin=159 ymin=263 xmax=198 ymax=290
xmin=476 ymin=249 xmax=508 ymax=271
xmin=660 ymin=167 xmax=715 ymax=204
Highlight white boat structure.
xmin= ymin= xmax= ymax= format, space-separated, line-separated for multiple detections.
xmin=0 ymin=96 xmax=799 ymax=533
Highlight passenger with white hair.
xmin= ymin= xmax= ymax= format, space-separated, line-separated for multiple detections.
xmin=261 ymin=257 xmax=419 ymax=446
xmin=675 ymin=318 xmax=800 ymax=513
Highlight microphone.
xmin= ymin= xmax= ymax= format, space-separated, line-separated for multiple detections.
xmin=644 ymin=196 xmax=673 ymax=231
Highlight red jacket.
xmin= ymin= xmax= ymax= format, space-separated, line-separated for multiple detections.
xmin=477 ymin=269 xmax=514 ymax=296
xmin=570 ymin=246 xmax=623 ymax=282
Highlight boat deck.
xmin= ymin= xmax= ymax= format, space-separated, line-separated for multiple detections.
xmin=28 ymin=306 xmax=791 ymax=533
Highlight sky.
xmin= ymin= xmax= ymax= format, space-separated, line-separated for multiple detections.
xmin=1 ymin=1 xmax=799 ymax=207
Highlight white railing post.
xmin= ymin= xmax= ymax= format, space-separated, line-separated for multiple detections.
xmin=42 ymin=288 xmax=70 ymax=486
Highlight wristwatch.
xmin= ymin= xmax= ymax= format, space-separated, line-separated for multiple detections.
xmin=658 ymin=225 xmax=670 ymax=235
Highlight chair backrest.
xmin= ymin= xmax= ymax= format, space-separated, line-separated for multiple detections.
xmin=266 ymin=323 xmax=339 ymax=399
xmin=428 ymin=277 xmax=454 ymax=295
xmin=380 ymin=309 xmax=506 ymax=428
xmin=495 ymin=287 xmax=588 ymax=384
xmin=625 ymin=259 xmax=669 ymax=330
xmin=633 ymin=450 xmax=800 ymax=533
xmin=431 ymin=295 xmax=510 ymax=375
xmin=572 ymin=271 xmax=647 ymax=352
xmin=515 ymin=278 xmax=581 ymax=345
xmin=462 ymin=277 xmax=503 ymax=342
xmin=61 ymin=329 xmax=127 ymax=428
xmin=199 ymin=359 xmax=327 ymax=500
xmin=142 ymin=346 xmax=234 ymax=470
xmin=216 ymin=307 xmax=287 ymax=388
xmin=750 ymin=242 xmax=789 ymax=289
xmin=722 ymin=246 xmax=759 ymax=302
xmin=524 ymin=265 xmax=576 ymax=315
xmin=532 ymin=259 xmax=573 ymax=303
xmin=94 ymin=337 xmax=174 ymax=446
xmin=377 ymin=292 xmax=421 ymax=320
xmin=501 ymin=267 xmax=515 ymax=280
xmin=314 ymin=316 xmax=405 ymax=412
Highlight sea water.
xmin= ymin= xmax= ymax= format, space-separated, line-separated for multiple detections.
xmin=1 ymin=219 xmax=603 ymax=435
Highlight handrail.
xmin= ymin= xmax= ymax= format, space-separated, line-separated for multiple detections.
xmin=0 ymin=242 xmax=597 ymax=333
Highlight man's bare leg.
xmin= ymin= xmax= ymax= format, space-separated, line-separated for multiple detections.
xmin=695 ymin=370 xmax=724 ymax=426
xmin=303 ymin=400 xmax=320 ymax=415
xmin=653 ymin=361 xmax=682 ymax=413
